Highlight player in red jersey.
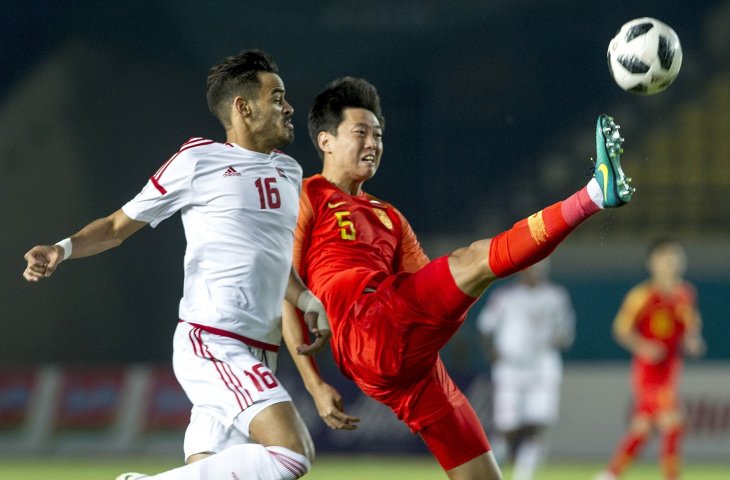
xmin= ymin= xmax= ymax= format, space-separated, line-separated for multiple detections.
xmin=282 ymin=77 xmax=634 ymax=480
xmin=595 ymin=238 xmax=705 ymax=480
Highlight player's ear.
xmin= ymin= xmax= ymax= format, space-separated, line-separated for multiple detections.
xmin=317 ymin=131 xmax=332 ymax=154
xmin=233 ymin=96 xmax=252 ymax=118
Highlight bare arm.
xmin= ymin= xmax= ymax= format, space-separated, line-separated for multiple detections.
xmin=682 ymin=307 xmax=706 ymax=358
xmin=23 ymin=208 xmax=147 ymax=282
xmin=284 ymin=267 xmax=331 ymax=355
xmin=282 ymin=297 xmax=359 ymax=430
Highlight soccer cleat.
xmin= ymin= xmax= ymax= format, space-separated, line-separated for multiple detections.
xmin=593 ymin=114 xmax=634 ymax=207
xmin=115 ymin=474 xmax=148 ymax=480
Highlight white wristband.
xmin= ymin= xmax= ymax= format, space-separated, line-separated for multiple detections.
xmin=296 ymin=290 xmax=330 ymax=331
xmin=296 ymin=290 xmax=314 ymax=311
xmin=54 ymin=238 xmax=73 ymax=261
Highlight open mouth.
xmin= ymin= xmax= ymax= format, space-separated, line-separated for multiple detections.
xmin=361 ymin=154 xmax=376 ymax=164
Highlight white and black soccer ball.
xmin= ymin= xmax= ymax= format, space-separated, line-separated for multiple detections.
xmin=607 ymin=17 xmax=683 ymax=95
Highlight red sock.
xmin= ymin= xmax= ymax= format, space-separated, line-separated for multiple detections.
xmin=661 ymin=426 xmax=683 ymax=480
xmin=488 ymin=186 xmax=599 ymax=277
xmin=607 ymin=430 xmax=648 ymax=476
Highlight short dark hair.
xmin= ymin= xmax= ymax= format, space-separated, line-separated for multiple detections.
xmin=206 ymin=49 xmax=279 ymax=127
xmin=648 ymin=236 xmax=683 ymax=256
xmin=307 ymin=77 xmax=385 ymax=159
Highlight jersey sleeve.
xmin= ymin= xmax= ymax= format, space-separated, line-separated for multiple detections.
xmin=613 ymin=284 xmax=649 ymax=337
xmin=122 ymin=148 xmax=196 ymax=228
xmin=293 ymin=187 xmax=315 ymax=276
xmin=393 ymin=207 xmax=429 ymax=273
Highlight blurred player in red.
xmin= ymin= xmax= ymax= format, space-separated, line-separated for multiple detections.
xmin=282 ymin=77 xmax=634 ymax=480
xmin=595 ymin=238 xmax=705 ymax=480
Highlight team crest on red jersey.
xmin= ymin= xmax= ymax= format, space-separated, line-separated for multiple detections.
xmin=372 ymin=208 xmax=393 ymax=229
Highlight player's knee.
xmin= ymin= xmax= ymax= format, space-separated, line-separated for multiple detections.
xmin=629 ymin=415 xmax=653 ymax=434
xmin=299 ymin=433 xmax=316 ymax=465
xmin=266 ymin=446 xmax=312 ymax=479
xmin=286 ymin=424 xmax=316 ymax=465
xmin=449 ymin=240 xmax=495 ymax=296
xmin=250 ymin=401 xmax=315 ymax=464
xmin=658 ymin=410 xmax=684 ymax=430
xmin=186 ymin=451 xmax=214 ymax=464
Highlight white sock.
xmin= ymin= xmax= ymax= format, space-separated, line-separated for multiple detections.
xmin=587 ymin=178 xmax=604 ymax=209
xmin=143 ymin=444 xmax=310 ymax=480
xmin=513 ymin=438 xmax=543 ymax=480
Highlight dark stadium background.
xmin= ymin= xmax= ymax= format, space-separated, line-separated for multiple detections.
xmin=2 ymin=0 xmax=728 ymax=369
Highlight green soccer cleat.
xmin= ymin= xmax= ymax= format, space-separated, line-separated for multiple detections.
xmin=594 ymin=114 xmax=634 ymax=207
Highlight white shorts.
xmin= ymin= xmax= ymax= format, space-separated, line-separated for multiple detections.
xmin=172 ymin=322 xmax=292 ymax=459
xmin=491 ymin=361 xmax=562 ymax=432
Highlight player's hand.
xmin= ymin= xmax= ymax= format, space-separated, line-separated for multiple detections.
xmin=23 ymin=245 xmax=64 ymax=282
xmin=296 ymin=290 xmax=332 ymax=356
xmin=636 ymin=339 xmax=667 ymax=364
xmin=311 ymin=382 xmax=360 ymax=430
xmin=683 ymin=335 xmax=706 ymax=358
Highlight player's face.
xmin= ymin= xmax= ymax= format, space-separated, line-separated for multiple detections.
xmin=648 ymin=244 xmax=686 ymax=280
xmin=247 ymin=72 xmax=294 ymax=149
xmin=326 ymin=108 xmax=383 ymax=182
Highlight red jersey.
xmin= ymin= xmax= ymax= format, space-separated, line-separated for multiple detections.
xmin=294 ymin=174 xmax=428 ymax=338
xmin=294 ymin=175 xmax=479 ymax=433
xmin=615 ymin=281 xmax=698 ymax=366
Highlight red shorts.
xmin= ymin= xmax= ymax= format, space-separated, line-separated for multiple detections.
xmin=632 ymin=357 xmax=681 ymax=415
xmin=334 ymin=256 xmax=479 ymax=432
xmin=419 ymin=399 xmax=491 ymax=470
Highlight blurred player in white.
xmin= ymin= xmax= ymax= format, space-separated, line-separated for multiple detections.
xmin=477 ymin=259 xmax=575 ymax=480
xmin=22 ymin=49 xmax=354 ymax=480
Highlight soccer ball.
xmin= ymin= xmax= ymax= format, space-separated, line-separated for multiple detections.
xmin=607 ymin=17 xmax=683 ymax=95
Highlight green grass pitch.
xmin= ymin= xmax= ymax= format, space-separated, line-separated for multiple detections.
xmin=0 ymin=455 xmax=727 ymax=479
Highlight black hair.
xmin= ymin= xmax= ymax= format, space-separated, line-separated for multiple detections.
xmin=206 ymin=49 xmax=279 ymax=127
xmin=307 ymin=77 xmax=385 ymax=159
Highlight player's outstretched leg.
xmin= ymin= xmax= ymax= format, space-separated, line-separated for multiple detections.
xmin=451 ymin=114 xmax=635 ymax=297
xmin=593 ymin=114 xmax=634 ymax=207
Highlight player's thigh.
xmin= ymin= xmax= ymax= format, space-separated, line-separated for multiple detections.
xmin=173 ymin=323 xmax=303 ymax=453
xmin=249 ymin=400 xmax=314 ymax=460
xmin=375 ymin=257 xmax=476 ymax=376
xmin=524 ymin=379 xmax=560 ymax=425
xmin=184 ymin=408 xmax=247 ymax=462
xmin=492 ymin=377 xmax=523 ymax=432
xmin=419 ymin=401 xmax=491 ymax=473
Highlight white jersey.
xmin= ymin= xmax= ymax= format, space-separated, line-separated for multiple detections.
xmin=476 ymin=280 xmax=575 ymax=371
xmin=122 ymin=138 xmax=302 ymax=349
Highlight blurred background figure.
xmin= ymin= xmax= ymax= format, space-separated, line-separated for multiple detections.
xmin=595 ymin=238 xmax=706 ymax=480
xmin=476 ymin=259 xmax=575 ymax=480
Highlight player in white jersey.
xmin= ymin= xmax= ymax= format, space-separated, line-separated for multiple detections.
xmin=476 ymin=259 xmax=574 ymax=480
xmin=23 ymin=49 xmax=355 ymax=480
